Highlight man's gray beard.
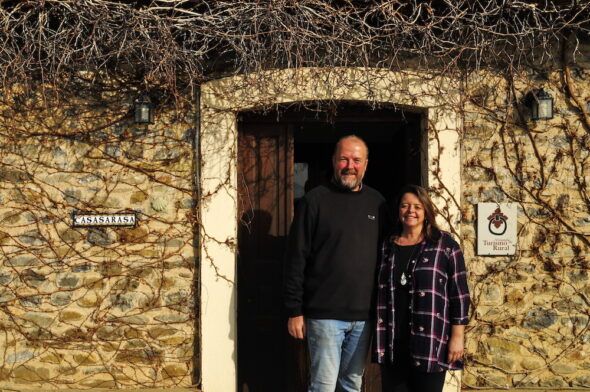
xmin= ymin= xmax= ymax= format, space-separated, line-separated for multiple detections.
xmin=335 ymin=175 xmax=361 ymax=190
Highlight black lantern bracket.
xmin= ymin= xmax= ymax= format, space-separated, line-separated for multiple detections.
xmin=133 ymin=93 xmax=155 ymax=124
xmin=524 ymin=88 xmax=554 ymax=121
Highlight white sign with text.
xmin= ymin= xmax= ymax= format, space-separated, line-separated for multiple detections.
xmin=72 ymin=212 xmax=137 ymax=227
xmin=477 ymin=203 xmax=517 ymax=255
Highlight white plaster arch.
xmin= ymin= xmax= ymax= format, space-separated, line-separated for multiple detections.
xmin=199 ymin=67 xmax=462 ymax=392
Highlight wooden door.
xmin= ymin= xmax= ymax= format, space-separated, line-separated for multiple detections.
xmin=238 ymin=122 xmax=308 ymax=392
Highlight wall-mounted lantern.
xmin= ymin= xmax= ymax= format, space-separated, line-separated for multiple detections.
xmin=134 ymin=93 xmax=155 ymax=124
xmin=525 ymin=88 xmax=553 ymax=120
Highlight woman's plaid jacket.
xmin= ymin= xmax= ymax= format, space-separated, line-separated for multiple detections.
xmin=373 ymin=230 xmax=470 ymax=372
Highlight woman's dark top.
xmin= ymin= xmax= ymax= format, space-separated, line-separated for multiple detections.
xmin=392 ymin=243 xmax=419 ymax=365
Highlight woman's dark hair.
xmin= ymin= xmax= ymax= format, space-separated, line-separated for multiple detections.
xmin=392 ymin=184 xmax=441 ymax=242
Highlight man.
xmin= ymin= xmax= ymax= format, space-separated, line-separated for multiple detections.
xmin=284 ymin=135 xmax=389 ymax=392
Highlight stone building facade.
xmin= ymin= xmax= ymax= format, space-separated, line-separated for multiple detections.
xmin=0 ymin=62 xmax=589 ymax=392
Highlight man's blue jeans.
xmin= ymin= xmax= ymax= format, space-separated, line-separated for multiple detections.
xmin=306 ymin=318 xmax=372 ymax=392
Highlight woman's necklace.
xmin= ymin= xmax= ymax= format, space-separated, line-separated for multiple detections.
xmin=400 ymin=270 xmax=408 ymax=286
xmin=396 ymin=234 xmax=423 ymax=287
xmin=399 ymin=244 xmax=419 ymax=286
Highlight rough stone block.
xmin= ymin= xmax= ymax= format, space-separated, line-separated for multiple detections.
xmin=554 ymin=296 xmax=585 ymax=312
xmin=568 ymin=269 xmax=588 ymax=284
xmin=72 ymin=263 xmax=92 ymax=272
xmin=87 ymin=228 xmax=115 ymax=246
xmin=6 ymin=256 xmax=41 ymax=267
xmin=95 ymin=325 xmax=124 ymax=340
xmin=124 ymin=339 xmax=148 ymax=349
xmin=0 ymin=290 xmax=16 ymax=303
xmin=57 ymin=365 xmax=77 ymax=376
xmin=513 ymin=373 xmax=540 ymax=387
xmin=20 ymin=295 xmax=42 ymax=307
xmin=0 ymin=168 xmax=31 ymax=183
xmin=160 ymin=238 xmax=185 ymax=248
xmin=1 ymin=211 xmax=20 ymax=224
xmin=22 ymin=312 xmax=54 ymax=328
xmin=523 ymin=307 xmax=558 ymax=330
xmin=63 ymin=327 xmax=88 ymax=340
xmin=73 ymin=353 xmax=99 ymax=365
xmin=79 ymin=378 xmax=117 ymax=388
xmin=6 ymin=351 xmax=34 ymax=364
xmin=119 ymin=227 xmax=148 ymax=244
xmin=63 ymin=189 xmax=83 ymax=204
xmin=479 ymin=283 xmax=504 ymax=305
xmin=114 ymin=349 xmax=157 ymax=365
xmin=13 ymin=365 xmax=50 ymax=382
xmin=113 ymin=315 xmax=149 ymax=325
xmin=0 ymin=367 xmax=10 ymax=381
xmin=484 ymin=336 xmax=522 ymax=355
xmin=574 ymin=375 xmax=590 ymax=387
xmin=59 ymin=228 xmax=84 ymax=243
xmin=0 ymin=230 xmax=9 ymax=245
xmin=123 ymin=327 xmax=143 ymax=339
xmin=129 ymin=190 xmax=148 ymax=203
xmin=0 ymin=272 xmax=13 ymax=285
xmin=521 ymin=356 xmax=544 ymax=370
xmin=505 ymin=289 xmax=525 ymax=305
xmin=154 ymin=313 xmax=191 ymax=324
xmin=113 ymin=277 xmax=140 ymax=290
xmin=77 ymin=291 xmax=100 ymax=307
xmin=162 ymin=364 xmax=188 ymax=379
xmin=100 ymin=260 xmax=122 ymax=276
xmin=58 ymin=274 xmax=79 ymax=288
xmin=148 ymin=326 xmax=178 ymax=339
xmin=539 ymin=376 xmax=568 ymax=388
xmin=40 ymin=352 xmax=64 ymax=364
xmin=491 ymin=354 xmax=515 ymax=371
xmin=478 ymin=371 xmax=509 ymax=388
xmin=550 ymin=362 xmax=577 ymax=375
xmin=109 ymin=293 xmax=135 ymax=311
xmin=59 ymin=310 xmax=84 ymax=322
xmin=159 ymin=335 xmax=187 ymax=346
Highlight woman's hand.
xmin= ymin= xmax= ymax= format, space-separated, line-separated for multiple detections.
xmin=447 ymin=325 xmax=465 ymax=363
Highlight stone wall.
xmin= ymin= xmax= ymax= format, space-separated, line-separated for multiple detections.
xmin=1 ymin=60 xmax=589 ymax=391
xmin=461 ymin=64 xmax=590 ymax=388
xmin=0 ymin=90 xmax=197 ymax=389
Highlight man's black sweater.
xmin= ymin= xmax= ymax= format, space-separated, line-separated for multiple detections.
xmin=284 ymin=182 xmax=388 ymax=321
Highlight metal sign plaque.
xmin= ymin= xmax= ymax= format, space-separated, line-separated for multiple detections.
xmin=477 ymin=203 xmax=517 ymax=255
xmin=72 ymin=211 xmax=137 ymax=228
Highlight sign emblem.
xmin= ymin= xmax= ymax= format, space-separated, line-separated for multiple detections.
xmin=487 ymin=207 xmax=508 ymax=235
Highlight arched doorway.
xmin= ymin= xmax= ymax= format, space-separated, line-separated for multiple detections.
xmin=198 ymin=67 xmax=462 ymax=392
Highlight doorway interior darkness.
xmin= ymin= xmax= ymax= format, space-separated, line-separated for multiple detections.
xmin=237 ymin=101 xmax=423 ymax=392
xmin=290 ymin=102 xmax=423 ymax=207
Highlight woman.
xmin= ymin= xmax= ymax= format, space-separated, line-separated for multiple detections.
xmin=374 ymin=185 xmax=470 ymax=392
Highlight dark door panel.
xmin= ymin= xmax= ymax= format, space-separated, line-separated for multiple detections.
xmin=238 ymin=122 xmax=297 ymax=392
